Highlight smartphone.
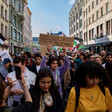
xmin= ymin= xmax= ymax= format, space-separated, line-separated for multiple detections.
xmin=15 ymin=66 xmax=21 ymax=80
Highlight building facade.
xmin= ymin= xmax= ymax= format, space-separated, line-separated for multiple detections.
xmin=9 ymin=0 xmax=24 ymax=55
xmin=83 ymin=0 xmax=112 ymax=53
xmin=69 ymin=0 xmax=83 ymax=39
xmin=23 ymin=0 xmax=32 ymax=52
xmin=69 ymin=0 xmax=112 ymax=53
xmin=0 ymin=0 xmax=10 ymax=51
xmin=32 ymin=37 xmax=39 ymax=44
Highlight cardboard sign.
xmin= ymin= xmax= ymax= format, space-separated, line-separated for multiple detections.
xmin=39 ymin=34 xmax=74 ymax=47
xmin=0 ymin=50 xmax=12 ymax=61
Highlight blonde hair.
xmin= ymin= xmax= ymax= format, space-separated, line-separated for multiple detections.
xmin=95 ymin=55 xmax=102 ymax=61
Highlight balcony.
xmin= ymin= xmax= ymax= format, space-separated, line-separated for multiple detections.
xmin=17 ymin=12 xmax=24 ymax=21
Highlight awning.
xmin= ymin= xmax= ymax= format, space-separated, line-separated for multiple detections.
xmin=92 ymin=42 xmax=111 ymax=47
xmin=14 ymin=45 xmax=23 ymax=48
xmin=2 ymin=44 xmax=12 ymax=47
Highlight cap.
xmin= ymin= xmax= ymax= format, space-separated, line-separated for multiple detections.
xmin=3 ymin=58 xmax=11 ymax=64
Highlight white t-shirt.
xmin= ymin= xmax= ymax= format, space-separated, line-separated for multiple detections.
xmin=7 ymin=67 xmax=36 ymax=106
xmin=36 ymin=65 xmax=40 ymax=73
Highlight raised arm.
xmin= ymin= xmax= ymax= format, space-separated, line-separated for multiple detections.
xmin=58 ymin=46 xmax=69 ymax=76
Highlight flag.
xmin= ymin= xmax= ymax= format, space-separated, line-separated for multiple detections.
xmin=50 ymin=31 xmax=63 ymax=36
xmin=78 ymin=45 xmax=84 ymax=50
xmin=63 ymin=33 xmax=66 ymax=37
xmin=73 ymin=40 xmax=80 ymax=47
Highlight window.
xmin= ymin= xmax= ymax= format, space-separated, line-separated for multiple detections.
xmin=84 ymin=11 xmax=85 ymax=17
xmin=1 ymin=6 xmax=4 ymax=17
xmin=84 ymin=21 xmax=85 ymax=28
xmin=97 ymin=26 xmax=99 ymax=37
xmin=76 ymin=33 xmax=78 ymax=38
xmin=20 ymin=24 xmax=23 ymax=32
xmin=74 ymin=16 xmax=75 ymax=22
xmin=79 ymin=8 xmax=82 ymax=16
xmin=84 ymin=33 xmax=86 ymax=41
xmin=92 ymin=14 xmax=94 ymax=22
xmin=89 ymin=30 xmax=91 ymax=40
xmin=10 ymin=26 xmax=13 ymax=38
xmin=17 ymin=32 xmax=20 ymax=41
xmin=5 ymin=10 xmax=7 ymax=20
xmin=76 ymin=23 xmax=78 ymax=30
xmin=106 ymin=3 xmax=109 ymax=13
xmin=92 ymin=28 xmax=94 ymax=39
xmin=96 ymin=11 xmax=99 ymax=19
xmin=86 ymin=8 xmax=87 ymax=15
xmin=13 ymin=15 xmax=16 ymax=26
xmin=101 ymin=7 xmax=103 ymax=16
xmin=13 ymin=29 xmax=17 ymax=40
xmin=79 ymin=20 xmax=82 ymax=28
xmin=106 ymin=20 xmax=110 ymax=35
xmin=76 ymin=13 xmax=78 ymax=20
xmin=74 ymin=26 xmax=75 ymax=32
xmin=100 ymin=24 xmax=103 ymax=37
xmin=88 ymin=5 xmax=90 ymax=12
xmin=89 ymin=17 xmax=91 ymax=24
xmin=92 ymin=1 xmax=94 ymax=9
xmin=80 ymin=31 xmax=82 ymax=39
xmin=96 ymin=0 xmax=98 ymax=5
xmin=21 ymin=34 xmax=23 ymax=42
xmin=86 ymin=19 xmax=88 ymax=26
xmin=5 ymin=26 xmax=7 ymax=38
xmin=1 ymin=24 xmax=4 ymax=35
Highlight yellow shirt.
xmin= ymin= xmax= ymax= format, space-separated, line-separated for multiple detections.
xmin=65 ymin=85 xmax=112 ymax=112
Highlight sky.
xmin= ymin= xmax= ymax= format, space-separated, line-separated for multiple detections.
xmin=28 ymin=0 xmax=76 ymax=37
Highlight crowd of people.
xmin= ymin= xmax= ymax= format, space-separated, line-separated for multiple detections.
xmin=0 ymin=45 xmax=112 ymax=112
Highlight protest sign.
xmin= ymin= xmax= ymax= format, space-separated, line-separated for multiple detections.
xmin=0 ymin=50 xmax=12 ymax=61
xmin=32 ymin=46 xmax=38 ymax=54
xmin=39 ymin=34 xmax=74 ymax=47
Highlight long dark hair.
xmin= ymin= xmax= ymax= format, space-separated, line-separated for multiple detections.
xmin=35 ymin=67 xmax=54 ymax=90
xmin=34 ymin=67 xmax=57 ymax=109
xmin=0 ymin=76 xmax=5 ymax=105
xmin=73 ymin=61 xmax=111 ymax=87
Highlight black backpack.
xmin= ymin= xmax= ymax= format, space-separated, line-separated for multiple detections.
xmin=74 ymin=83 xmax=105 ymax=112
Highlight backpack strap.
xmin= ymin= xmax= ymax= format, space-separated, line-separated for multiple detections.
xmin=3 ymin=108 xmax=13 ymax=112
xmin=98 ymin=83 xmax=105 ymax=96
xmin=74 ymin=85 xmax=80 ymax=112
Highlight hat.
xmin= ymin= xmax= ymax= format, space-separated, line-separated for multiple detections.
xmin=3 ymin=58 xmax=11 ymax=64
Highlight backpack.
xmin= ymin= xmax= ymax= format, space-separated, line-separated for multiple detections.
xmin=74 ymin=83 xmax=105 ymax=112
